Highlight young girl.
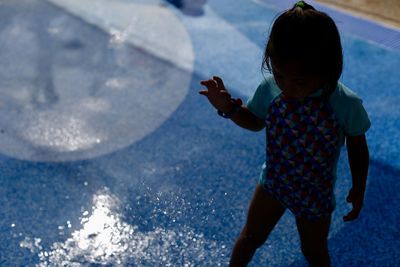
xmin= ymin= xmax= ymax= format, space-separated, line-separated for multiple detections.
xmin=199 ymin=1 xmax=370 ymax=266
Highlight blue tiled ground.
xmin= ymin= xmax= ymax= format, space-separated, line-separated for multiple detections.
xmin=0 ymin=0 xmax=399 ymax=266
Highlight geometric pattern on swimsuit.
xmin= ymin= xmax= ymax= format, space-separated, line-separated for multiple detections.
xmin=264 ymin=94 xmax=340 ymax=221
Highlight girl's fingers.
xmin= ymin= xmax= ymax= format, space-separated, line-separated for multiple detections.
xmin=200 ymin=80 xmax=210 ymax=87
xmin=343 ymin=210 xmax=357 ymax=221
xmin=343 ymin=206 xmax=361 ymax=221
xmin=343 ymin=196 xmax=363 ymax=222
xmin=201 ymin=80 xmax=218 ymax=94
xmin=213 ymin=76 xmax=225 ymax=90
xmin=200 ymin=79 xmax=213 ymax=85
xmin=344 ymin=205 xmax=358 ymax=221
xmin=198 ymin=90 xmax=208 ymax=95
xmin=200 ymin=79 xmax=218 ymax=92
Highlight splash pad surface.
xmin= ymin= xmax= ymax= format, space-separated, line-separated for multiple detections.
xmin=0 ymin=0 xmax=399 ymax=266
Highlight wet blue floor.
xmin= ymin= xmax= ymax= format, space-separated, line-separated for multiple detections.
xmin=0 ymin=0 xmax=399 ymax=266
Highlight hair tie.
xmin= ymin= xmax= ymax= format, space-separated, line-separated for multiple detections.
xmin=294 ymin=1 xmax=306 ymax=9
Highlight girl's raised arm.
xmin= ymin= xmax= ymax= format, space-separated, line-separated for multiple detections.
xmin=199 ymin=76 xmax=265 ymax=131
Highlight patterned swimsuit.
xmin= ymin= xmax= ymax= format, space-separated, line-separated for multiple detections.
xmin=263 ymin=94 xmax=340 ymax=221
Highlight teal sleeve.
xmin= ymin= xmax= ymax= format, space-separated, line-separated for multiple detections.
xmin=330 ymin=83 xmax=371 ymax=136
xmin=343 ymin=98 xmax=371 ymax=136
xmin=246 ymin=76 xmax=280 ymax=120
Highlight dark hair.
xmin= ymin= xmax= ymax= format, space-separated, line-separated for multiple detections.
xmin=262 ymin=1 xmax=343 ymax=98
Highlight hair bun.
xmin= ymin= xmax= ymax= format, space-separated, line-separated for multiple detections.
xmin=293 ymin=1 xmax=315 ymax=11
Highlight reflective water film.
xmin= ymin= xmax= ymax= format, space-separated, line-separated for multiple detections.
xmin=0 ymin=0 xmax=193 ymax=161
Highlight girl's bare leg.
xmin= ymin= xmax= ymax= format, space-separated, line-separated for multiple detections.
xmin=229 ymin=184 xmax=286 ymax=267
xmin=296 ymin=215 xmax=332 ymax=267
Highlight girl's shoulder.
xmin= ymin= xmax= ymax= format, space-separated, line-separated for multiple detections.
xmin=246 ymin=75 xmax=282 ymax=120
xmin=329 ymin=82 xmax=365 ymax=113
xmin=257 ymin=75 xmax=282 ymax=97
xmin=330 ymin=82 xmax=362 ymax=102
xmin=329 ymin=82 xmax=371 ymax=136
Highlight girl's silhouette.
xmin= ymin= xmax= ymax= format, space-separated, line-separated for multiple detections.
xmin=199 ymin=1 xmax=370 ymax=266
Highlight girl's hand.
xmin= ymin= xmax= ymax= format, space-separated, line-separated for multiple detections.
xmin=343 ymin=187 xmax=365 ymax=222
xmin=199 ymin=76 xmax=234 ymax=113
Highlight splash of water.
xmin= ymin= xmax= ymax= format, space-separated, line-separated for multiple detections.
xmin=34 ymin=188 xmax=226 ymax=266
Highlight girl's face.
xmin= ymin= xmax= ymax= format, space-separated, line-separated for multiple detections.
xmin=271 ymin=60 xmax=324 ymax=100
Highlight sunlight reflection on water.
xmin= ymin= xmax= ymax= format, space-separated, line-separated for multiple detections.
xmin=34 ymin=188 xmax=225 ymax=266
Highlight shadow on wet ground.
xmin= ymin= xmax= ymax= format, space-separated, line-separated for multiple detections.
xmin=163 ymin=0 xmax=207 ymax=16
